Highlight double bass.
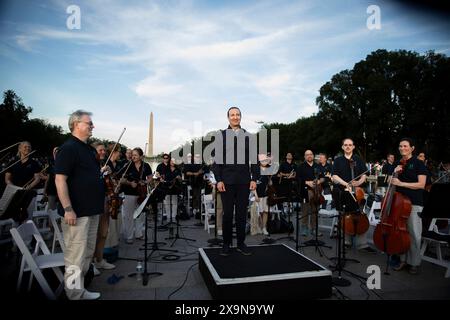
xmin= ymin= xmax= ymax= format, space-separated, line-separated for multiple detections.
xmin=342 ymin=159 xmax=369 ymax=236
xmin=373 ymin=159 xmax=412 ymax=255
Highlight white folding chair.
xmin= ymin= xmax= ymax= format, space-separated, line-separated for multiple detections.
xmin=202 ymin=194 xmax=215 ymax=233
xmin=318 ymin=195 xmax=338 ymax=237
xmin=10 ymin=220 xmax=65 ymax=299
xmin=420 ymin=218 xmax=450 ymax=278
xmin=32 ymin=190 xmax=50 ymax=235
xmin=48 ymin=209 xmax=65 ymax=253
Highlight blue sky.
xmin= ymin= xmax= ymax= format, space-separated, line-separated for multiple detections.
xmin=1 ymin=0 xmax=449 ymax=154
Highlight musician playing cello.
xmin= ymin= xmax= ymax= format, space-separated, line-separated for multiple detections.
xmin=391 ymin=138 xmax=427 ymax=274
xmin=332 ymin=138 xmax=376 ymax=253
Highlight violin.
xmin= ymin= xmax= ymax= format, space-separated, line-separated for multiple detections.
xmin=341 ymin=159 xmax=369 ymax=236
xmin=104 ymin=172 xmax=123 ymax=219
xmin=373 ymin=159 xmax=412 ymax=255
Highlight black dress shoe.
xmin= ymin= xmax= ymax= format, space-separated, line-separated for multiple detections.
xmin=236 ymin=243 xmax=252 ymax=256
xmin=220 ymin=245 xmax=231 ymax=256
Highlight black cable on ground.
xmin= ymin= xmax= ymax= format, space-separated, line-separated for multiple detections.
xmin=167 ymin=262 xmax=198 ymax=300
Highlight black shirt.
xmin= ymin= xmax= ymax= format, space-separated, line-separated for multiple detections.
xmin=382 ymin=162 xmax=395 ymax=175
xmin=213 ymin=127 xmax=259 ymax=185
xmin=54 ymin=136 xmax=105 ymax=217
xmin=318 ymin=163 xmax=333 ymax=187
xmin=183 ymin=163 xmax=204 ymax=186
xmin=6 ymin=157 xmax=41 ymax=188
xmin=332 ymin=154 xmax=367 ymax=187
xmin=156 ymin=162 xmax=170 ymax=179
xmin=256 ymin=166 xmax=272 ymax=197
xmin=122 ymin=162 xmax=152 ymax=196
xmin=297 ymin=161 xmax=322 ymax=182
xmin=164 ymin=167 xmax=182 ymax=195
xmin=278 ymin=161 xmax=297 ymax=175
xmin=396 ymin=157 xmax=427 ymax=206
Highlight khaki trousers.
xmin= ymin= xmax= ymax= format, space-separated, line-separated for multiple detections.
xmin=61 ymin=214 xmax=99 ymax=300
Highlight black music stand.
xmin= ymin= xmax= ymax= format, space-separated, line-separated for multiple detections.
xmin=134 ymin=184 xmax=178 ymax=285
xmin=276 ymin=178 xmax=297 ymax=243
xmin=166 ymin=192 xmax=196 ymax=247
xmin=208 ymin=189 xmax=223 ymax=247
xmin=301 ymin=182 xmax=332 ymax=256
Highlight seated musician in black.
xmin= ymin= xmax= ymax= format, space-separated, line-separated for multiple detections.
xmin=297 ymin=150 xmax=324 ymax=237
xmin=183 ymin=153 xmax=204 ymax=218
xmin=119 ymin=147 xmax=152 ymax=244
xmin=332 ymin=138 xmax=375 ymax=253
xmin=382 ymin=153 xmax=396 ymax=176
xmin=5 ymin=141 xmax=41 ymax=221
xmin=162 ymin=158 xmax=182 ymax=220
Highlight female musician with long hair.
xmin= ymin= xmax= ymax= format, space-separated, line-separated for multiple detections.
xmin=391 ymin=138 xmax=427 ymax=274
xmin=120 ymin=147 xmax=152 ymax=244
xmin=4 ymin=141 xmax=41 ymax=220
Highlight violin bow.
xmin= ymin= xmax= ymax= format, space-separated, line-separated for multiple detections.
xmin=102 ymin=127 xmax=126 ymax=171
xmin=114 ymin=160 xmax=132 ymax=193
xmin=23 ymin=164 xmax=49 ymax=189
xmin=0 ymin=150 xmax=37 ymax=175
xmin=0 ymin=142 xmax=21 ymax=154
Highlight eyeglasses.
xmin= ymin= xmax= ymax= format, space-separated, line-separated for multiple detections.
xmin=79 ymin=121 xmax=94 ymax=127
xmin=343 ymin=144 xmax=353 ymax=147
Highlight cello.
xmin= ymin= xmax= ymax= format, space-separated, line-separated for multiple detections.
xmin=373 ymin=159 xmax=412 ymax=255
xmin=342 ymin=159 xmax=370 ymax=236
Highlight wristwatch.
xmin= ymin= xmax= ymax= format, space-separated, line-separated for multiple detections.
xmin=64 ymin=205 xmax=73 ymax=212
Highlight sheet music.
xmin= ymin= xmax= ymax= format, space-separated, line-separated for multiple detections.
xmin=133 ymin=194 xmax=150 ymax=220
xmin=0 ymin=184 xmax=23 ymax=215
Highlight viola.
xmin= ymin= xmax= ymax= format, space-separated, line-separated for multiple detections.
xmin=373 ymin=159 xmax=412 ymax=255
xmin=104 ymin=173 xmax=123 ymax=219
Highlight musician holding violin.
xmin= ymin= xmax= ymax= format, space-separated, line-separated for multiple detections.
xmin=120 ymin=147 xmax=152 ymax=244
xmin=332 ymin=138 xmax=375 ymax=253
xmin=297 ymin=150 xmax=324 ymax=237
xmin=92 ymin=143 xmax=121 ymax=271
xmin=4 ymin=141 xmax=41 ymax=220
xmin=390 ymin=138 xmax=427 ymax=274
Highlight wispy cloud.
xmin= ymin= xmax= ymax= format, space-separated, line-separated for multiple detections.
xmin=1 ymin=0 xmax=449 ymax=153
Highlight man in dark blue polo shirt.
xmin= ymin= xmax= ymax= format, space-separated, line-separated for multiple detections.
xmin=213 ymin=107 xmax=259 ymax=256
xmin=55 ymin=110 xmax=105 ymax=300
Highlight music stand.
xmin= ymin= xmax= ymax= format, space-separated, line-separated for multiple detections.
xmin=301 ymin=183 xmax=332 ymax=256
xmin=133 ymin=183 xmax=178 ymax=285
xmin=276 ymin=179 xmax=296 ymax=243
xmin=167 ymin=193 xmax=196 ymax=247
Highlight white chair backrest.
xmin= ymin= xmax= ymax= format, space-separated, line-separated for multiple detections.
xmin=48 ymin=210 xmax=65 ymax=252
xmin=11 ymin=220 xmax=51 ymax=256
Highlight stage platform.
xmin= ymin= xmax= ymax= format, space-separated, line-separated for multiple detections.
xmin=199 ymin=243 xmax=332 ymax=300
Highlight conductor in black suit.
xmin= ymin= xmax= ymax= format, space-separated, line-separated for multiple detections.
xmin=213 ymin=107 xmax=259 ymax=256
